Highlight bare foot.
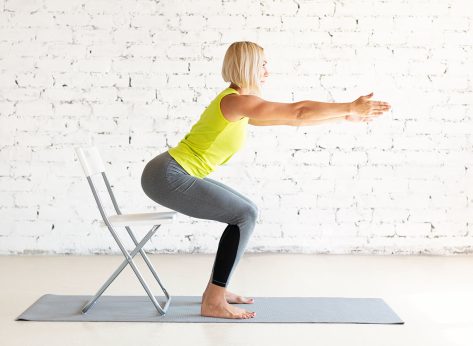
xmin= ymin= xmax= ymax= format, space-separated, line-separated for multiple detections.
xmin=202 ymin=289 xmax=254 ymax=304
xmin=224 ymin=290 xmax=255 ymax=304
xmin=201 ymin=297 xmax=256 ymax=319
xmin=201 ymin=282 xmax=256 ymax=319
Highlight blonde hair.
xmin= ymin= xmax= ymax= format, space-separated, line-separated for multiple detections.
xmin=221 ymin=41 xmax=265 ymax=96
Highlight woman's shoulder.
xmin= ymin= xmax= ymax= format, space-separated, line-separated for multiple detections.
xmin=220 ymin=91 xmax=246 ymax=122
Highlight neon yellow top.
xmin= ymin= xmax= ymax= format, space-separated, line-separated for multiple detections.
xmin=168 ymin=87 xmax=249 ymax=179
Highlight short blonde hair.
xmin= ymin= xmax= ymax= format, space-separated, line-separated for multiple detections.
xmin=221 ymin=41 xmax=265 ymax=96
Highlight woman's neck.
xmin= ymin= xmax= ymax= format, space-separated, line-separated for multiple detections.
xmin=229 ymin=83 xmax=251 ymax=95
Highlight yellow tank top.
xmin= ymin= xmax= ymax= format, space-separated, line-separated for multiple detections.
xmin=168 ymin=87 xmax=249 ymax=179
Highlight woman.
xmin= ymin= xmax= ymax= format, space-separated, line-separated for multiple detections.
xmin=141 ymin=41 xmax=391 ymax=320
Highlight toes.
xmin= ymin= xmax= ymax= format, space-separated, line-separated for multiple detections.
xmin=244 ymin=311 xmax=255 ymax=318
xmin=234 ymin=309 xmax=255 ymax=319
xmin=237 ymin=296 xmax=254 ymax=303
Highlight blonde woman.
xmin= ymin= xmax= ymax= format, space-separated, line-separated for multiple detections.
xmin=141 ymin=41 xmax=391 ymax=319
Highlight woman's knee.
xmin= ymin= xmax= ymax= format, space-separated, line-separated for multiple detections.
xmin=249 ymin=203 xmax=259 ymax=222
xmin=236 ymin=202 xmax=259 ymax=225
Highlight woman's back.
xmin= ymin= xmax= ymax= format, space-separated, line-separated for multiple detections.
xmin=168 ymin=87 xmax=249 ymax=179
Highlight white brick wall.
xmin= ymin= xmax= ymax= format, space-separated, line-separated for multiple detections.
xmin=0 ymin=0 xmax=472 ymax=255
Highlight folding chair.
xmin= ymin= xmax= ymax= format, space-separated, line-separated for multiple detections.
xmin=75 ymin=146 xmax=177 ymax=316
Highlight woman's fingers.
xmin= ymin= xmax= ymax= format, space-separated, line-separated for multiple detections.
xmin=374 ymin=101 xmax=390 ymax=106
xmin=368 ymin=101 xmax=390 ymax=109
xmin=372 ymin=102 xmax=390 ymax=108
xmin=374 ymin=107 xmax=389 ymax=112
xmin=353 ymin=99 xmax=391 ymax=117
xmin=368 ymin=104 xmax=390 ymax=115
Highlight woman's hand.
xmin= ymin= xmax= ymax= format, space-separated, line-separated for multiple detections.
xmin=345 ymin=114 xmax=373 ymax=122
xmin=348 ymin=92 xmax=391 ymax=120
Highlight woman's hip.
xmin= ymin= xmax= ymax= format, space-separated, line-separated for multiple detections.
xmin=141 ymin=151 xmax=189 ymax=196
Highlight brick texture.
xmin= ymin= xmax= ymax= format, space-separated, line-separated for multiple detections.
xmin=1 ymin=0 xmax=472 ymax=255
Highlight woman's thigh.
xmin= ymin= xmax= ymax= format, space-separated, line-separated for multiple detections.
xmin=157 ymin=173 xmax=256 ymax=226
xmin=141 ymin=151 xmax=257 ymax=225
xmin=203 ymin=177 xmax=257 ymax=209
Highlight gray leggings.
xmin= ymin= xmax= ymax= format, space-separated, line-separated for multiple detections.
xmin=140 ymin=151 xmax=258 ymax=288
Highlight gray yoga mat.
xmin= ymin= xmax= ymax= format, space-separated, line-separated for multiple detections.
xmin=16 ymin=294 xmax=403 ymax=324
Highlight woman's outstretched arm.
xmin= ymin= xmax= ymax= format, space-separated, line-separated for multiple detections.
xmin=221 ymin=92 xmax=390 ymax=125
xmin=248 ymin=115 xmax=347 ymax=126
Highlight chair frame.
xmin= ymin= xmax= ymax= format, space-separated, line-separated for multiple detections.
xmin=75 ymin=146 xmax=173 ymax=316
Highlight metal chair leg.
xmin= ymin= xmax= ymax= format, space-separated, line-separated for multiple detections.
xmin=124 ymin=225 xmax=171 ymax=299
xmin=81 ymin=224 xmax=171 ymax=316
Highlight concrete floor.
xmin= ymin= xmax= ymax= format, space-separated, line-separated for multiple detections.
xmin=2 ymin=253 xmax=472 ymax=346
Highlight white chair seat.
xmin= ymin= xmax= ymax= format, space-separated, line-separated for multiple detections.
xmin=99 ymin=211 xmax=177 ymax=227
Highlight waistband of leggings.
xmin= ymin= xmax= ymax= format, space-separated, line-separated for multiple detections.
xmin=164 ymin=150 xmax=188 ymax=172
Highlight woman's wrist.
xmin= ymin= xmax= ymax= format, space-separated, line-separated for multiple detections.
xmin=347 ymin=102 xmax=354 ymax=116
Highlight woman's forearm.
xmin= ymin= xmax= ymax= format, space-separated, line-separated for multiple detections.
xmin=296 ymin=101 xmax=352 ymax=123
xmin=296 ymin=114 xmax=347 ymax=126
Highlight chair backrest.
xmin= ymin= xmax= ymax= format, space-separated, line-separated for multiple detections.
xmin=75 ymin=146 xmax=106 ymax=177
xmin=75 ymin=146 xmax=122 ymax=223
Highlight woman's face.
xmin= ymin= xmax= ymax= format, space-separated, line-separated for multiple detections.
xmin=260 ymin=58 xmax=269 ymax=84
